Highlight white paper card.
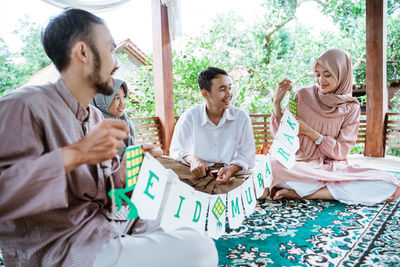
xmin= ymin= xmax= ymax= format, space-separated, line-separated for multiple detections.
xmin=131 ymin=153 xmax=168 ymax=220
xmin=280 ymin=108 xmax=299 ymax=135
xmin=263 ymin=154 xmax=273 ymax=188
xmin=160 ymin=181 xmax=193 ymax=232
xmin=252 ymin=167 xmax=265 ymax=199
xmin=207 ymin=194 xmax=227 ymax=239
xmin=275 ymin=124 xmax=300 ymax=152
xmin=241 ymin=178 xmax=256 ymax=217
xmin=227 ymin=185 xmax=245 ymax=229
xmin=186 ymin=190 xmax=209 ymax=233
xmin=270 ymin=139 xmax=296 ymax=170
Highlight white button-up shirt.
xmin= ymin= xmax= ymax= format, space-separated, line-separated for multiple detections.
xmin=170 ymin=104 xmax=255 ymax=171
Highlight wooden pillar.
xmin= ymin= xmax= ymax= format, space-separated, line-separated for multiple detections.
xmin=152 ymin=0 xmax=175 ymax=155
xmin=365 ymin=0 xmax=387 ymax=157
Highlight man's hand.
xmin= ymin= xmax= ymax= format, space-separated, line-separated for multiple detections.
xmin=216 ymin=164 xmax=242 ymax=184
xmin=62 ymin=119 xmax=129 ymax=173
xmin=184 ymin=155 xmax=208 ymax=178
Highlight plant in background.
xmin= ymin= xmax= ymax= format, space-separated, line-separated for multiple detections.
xmin=125 ymin=64 xmax=155 ymax=118
xmin=14 ymin=17 xmax=51 ymax=74
xmin=350 ymin=143 xmax=365 ymax=154
xmin=0 ymin=38 xmax=23 ymax=95
xmin=2 ymin=2 xmax=399 ymax=157
xmin=172 ymin=41 xmax=212 ymax=115
xmin=356 ymin=95 xmax=367 ymax=107
xmin=0 ymin=18 xmax=51 ymax=95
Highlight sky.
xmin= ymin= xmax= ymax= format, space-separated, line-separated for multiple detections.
xmin=0 ymin=0 xmax=336 ymax=54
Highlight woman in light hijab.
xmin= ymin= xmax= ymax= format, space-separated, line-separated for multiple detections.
xmin=92 ymin=79 xmax=135 ymax=160
xmin=267 ymin=48 xmax=399 ymax=205
xmin=92 ymin=79 xmax=162 ymax=161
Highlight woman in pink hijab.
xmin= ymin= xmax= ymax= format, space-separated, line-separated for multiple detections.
xmin=269 ymin=48 xmax=400 ymax=205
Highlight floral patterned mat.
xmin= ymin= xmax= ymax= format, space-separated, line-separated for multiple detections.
xmin=215 ymin=172 xmax=400 ymax=266
xmin=1 ymin=174 xmax=399 ymax=267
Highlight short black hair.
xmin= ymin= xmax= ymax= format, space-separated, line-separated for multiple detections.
xmin=197 ymin=67 xmax=228 ymax=92
xmin=42 ymin=8 xmax=105 ymax=72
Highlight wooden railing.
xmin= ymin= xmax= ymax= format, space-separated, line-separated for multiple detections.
xmin=131 ymin=117 xmax=163 ymax=149
xmin=131 ymin=112 xmax=400 ymax=155
xmin=357 ymin=112 xmax=367 ymax=145
xmin=249 ymin=112 xmax=368 ymax=153
xmin=250 ymin=114 xmax=272 ymax=154
xmin=386 ymin=112 xmax=400 ymax=148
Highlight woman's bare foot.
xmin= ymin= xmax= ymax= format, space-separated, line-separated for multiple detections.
xmin=273 ymin=188 xmax=302 ymax=200
xmin=269 ymin=187 xmax=280 ymax=199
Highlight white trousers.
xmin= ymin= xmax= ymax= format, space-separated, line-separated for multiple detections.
xmin=94 ymin=169 xmax=218 ymax=267
xmin=93 ymin=227 xmax=218 ymax=267
xmin=279 ymin=180 xmax=396 ymax=206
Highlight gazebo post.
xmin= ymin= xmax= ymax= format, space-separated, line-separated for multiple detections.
xmin=151 ymin=0 xmax=175 ymax=155
xmin=365 ymin=0 xmax=388 ymax=157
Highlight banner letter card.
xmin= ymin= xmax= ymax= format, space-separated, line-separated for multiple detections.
xmin=130 ymin=153 xmax=169 ymax=220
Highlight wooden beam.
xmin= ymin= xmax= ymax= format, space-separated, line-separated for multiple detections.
xmin=151 ymin=0 xmax=175 ymax=155
xmin=365 ymin=0 xmax=387 ymax=157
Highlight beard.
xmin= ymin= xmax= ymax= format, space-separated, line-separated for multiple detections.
xmin=88 ymin=44 xmax=114 ymax=96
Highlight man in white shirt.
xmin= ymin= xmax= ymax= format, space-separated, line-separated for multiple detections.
xmin=159 ymin=67 xmax=255 ymax=194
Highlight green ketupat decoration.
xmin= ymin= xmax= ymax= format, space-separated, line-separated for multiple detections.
xmin=289 ymin=89 xmax=297 ymax=116
xmin=108 ymin=145 xmax=143 ymax=219
xmin=212 ymin=196 xmax=226 ymax=230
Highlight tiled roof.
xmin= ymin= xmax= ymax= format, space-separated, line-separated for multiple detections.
xmin=116 ymin=38 xmax=151 ymax=66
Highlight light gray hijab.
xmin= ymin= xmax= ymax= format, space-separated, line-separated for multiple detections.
xmin=91 ymin=79 xmax=136 ymax=159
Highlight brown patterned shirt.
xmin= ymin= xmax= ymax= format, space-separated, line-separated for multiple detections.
xmin=0 ymin=79 xmax=122 ymax=266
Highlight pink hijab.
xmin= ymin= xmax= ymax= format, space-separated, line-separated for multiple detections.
xmin=301 ymin=48 xmax=359 ymax=117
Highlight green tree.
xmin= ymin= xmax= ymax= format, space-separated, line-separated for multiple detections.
xmin=115 ymin=0 xmax=400 ymax=119
xmin=0 ymin=38 xmax=24 ymax=96
xmin=14 ymin=17 xmax=51 ymax=75
xmin=0 ymin=17 xmax=51 ymax=95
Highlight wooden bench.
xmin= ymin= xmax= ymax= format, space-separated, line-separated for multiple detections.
xmin=357 ymin=113 xmax=367 ymax=145
xmin=386 ymin=112 xmax=400 ymax=149
xmin=249 ymin=114 xmax=272 ymax=154
xmin=130 ymin=112 xmax=400 ymax=155
xmin=131 ymin=117 xmax=163 ymax=149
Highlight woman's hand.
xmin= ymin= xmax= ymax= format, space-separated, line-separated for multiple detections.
xmin=295 ymin=116 xmax=321 ymax=142
xmin=273 ymin=79 xmax=292 ymax=117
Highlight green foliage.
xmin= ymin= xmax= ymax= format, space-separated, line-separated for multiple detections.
xmin=322 ymin=0 xmax=365 ymax=37
xmin=322 ymin=0 xmax=400 ymax=86
xmin=350 ymin=143 xmax=364 ymax=154
xmin=387 ymin=146 xmax=400 ymax=157
xmin=129 ymin=12 xmax=266 ymax=116
xmin=125 ymin=64 xmax=155 ymax=118
xmin=127 ymin=0 xmax=400 ymax=118
xmin=14 ymin=18 xmax=51 ymax=74
xmin=2 ymin=1 xmax=400 ymax=123
xmin=172 ymin=46 xmax=210 ymax=115
xmin=0 ymin=38 xmax=25 ymax=94
xmin=0 ymin=17 xmax=51 ymax=94
xmin=387 ymin=15 xmax=400 ymax=82
xmin=356 ymin=95 xmax=367 ymax=107
xmin=391 ymin=90 xmax=400 ymax=112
